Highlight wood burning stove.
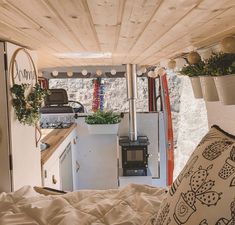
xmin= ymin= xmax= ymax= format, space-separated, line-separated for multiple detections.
xmin=119 ymin=64 xmax=150 ymax=176
xmin=120 ymin=136 xmax=149 ymax=176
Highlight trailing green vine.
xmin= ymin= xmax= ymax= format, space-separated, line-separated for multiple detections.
xmin=10 ymin=83 xmax=49 ymax=126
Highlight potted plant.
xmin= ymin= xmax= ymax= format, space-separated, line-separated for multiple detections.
xmin=205 ymin=52 xmax=235 ymax=104
xmin=180 ymin=60 xmax=205 ymax=98
xmin=85 ymin=110 xmax=121 ymax=134
xmin=199 ymin=52 xmax=227 ymax=102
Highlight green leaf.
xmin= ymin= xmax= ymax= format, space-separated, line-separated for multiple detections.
xmin=10 ymin=83 xmax=50 ymax=126
xmin=85 ymin=110 xmax=122 ymax=125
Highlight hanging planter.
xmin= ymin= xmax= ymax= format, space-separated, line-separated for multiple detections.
xmin=180 ymin=60 xmax=205 ymax=99
xmin=199 ymin=76 xmax=219 ymax=101
xmin=204 ymin=52 xmax=235 ymax=104
xmin=85 ymin=110 xmax=121 ymax=135
xmin=189 ymin=77 xmax=203 ymax=98
xmin=214 ymin=74 xmax=235 ymax=105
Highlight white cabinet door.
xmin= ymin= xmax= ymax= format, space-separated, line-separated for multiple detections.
xmin=74 ymin=117 xmax=118 ymax=190
xmin=60 ymin=143 xmax=73 ymax=191
xmin=42 ymin=127 xmax=78 ymax=190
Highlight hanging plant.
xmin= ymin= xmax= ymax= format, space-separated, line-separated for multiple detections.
xmin=180 ymin=60 xmax=206 ymax=77
xmin=10 ymin=83 xmax=49 ymax=126
xmin=204 ymin=52 xmax=235 ymax=76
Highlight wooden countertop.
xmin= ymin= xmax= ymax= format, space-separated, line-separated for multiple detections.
xmin=41 ymin=124 xmax=77 ymax=165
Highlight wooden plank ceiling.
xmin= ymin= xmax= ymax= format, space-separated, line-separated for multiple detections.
xmin=0 ymin=0 xmax=234 ymax=69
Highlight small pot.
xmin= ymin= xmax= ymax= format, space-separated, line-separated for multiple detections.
xmin=173 ymin=193 xmax=196 ymax=224
xmin=214 ymin=74 xmax=235 ymax=105
xmin=199 ymin=76 xmax=219 ymax=101
xmin=189 ymin=77 xmax=203 ymax=99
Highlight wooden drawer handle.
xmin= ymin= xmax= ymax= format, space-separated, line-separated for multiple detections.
xmin=76 ymin=161 xmax=80 ymax=173
xmin=52 ymin=175 xmax=57 ymax=184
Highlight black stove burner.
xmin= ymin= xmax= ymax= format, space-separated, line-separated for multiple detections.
xmin=119 ymin=136 xmax=149 ymax=176
xmin=40 ymin=122 xmax=73 ymax=129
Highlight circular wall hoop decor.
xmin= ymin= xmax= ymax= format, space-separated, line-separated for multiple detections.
xmin=9 ymin=48 xmax=48 ymax=125
xmin=9 ymin=48 xmax=47 ymax=147
xmin=9 ymin=48 xmax=38 ymax=93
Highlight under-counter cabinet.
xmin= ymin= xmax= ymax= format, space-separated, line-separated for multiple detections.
xmin=75 ymin=117 xmax=118 ymax=190
xmin=41 ymin=124 xmax=78 ymax=191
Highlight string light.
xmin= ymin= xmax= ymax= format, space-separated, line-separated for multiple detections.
xmin=187 ymin=51 xmax=201 ymax=64
xmin=110 ymin=69 xmax=116 ymax=75
xmin=137 ymin=70 xmax=142 ymax=76
xmin=168 ymin=59 xmax=176 ymax=70
xmin=96 ymin=70 xmax=102 ymax=76
xmin=81 ymin=69 xmax=88 ymax=76
xmin=52 ymin=71 xmax=59 ymax=76
xmin=221 ymin=36 xmax=235 ymax=53
xmin=147 ymin=70 xmax=155 ymax=78
xmin=67 ymin=71 xmax=73 ymax=77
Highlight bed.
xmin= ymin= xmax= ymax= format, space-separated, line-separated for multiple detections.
xmin=0 ymin=184 xmax=167 ymax=225
xmin=0 ymin=125 xmax=234 ymax=225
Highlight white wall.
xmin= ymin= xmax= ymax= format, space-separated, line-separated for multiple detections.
xmin=206 ymin=101 xmax=235 ymax=135
xmin=6 ymin=42 xmax=41 ymax=190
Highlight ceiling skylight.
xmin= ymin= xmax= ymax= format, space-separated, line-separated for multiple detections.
xmin=54 ymin=52 xmax=112 ymax=59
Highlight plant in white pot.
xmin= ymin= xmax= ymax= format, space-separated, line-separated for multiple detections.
xmin=199 ymin=53 xmax=223 ymax=102
xmin=85 ymin=110 xmax=122 ymax=134
xmin=206 ymin=52 xmax=235 ymax=104
xmin=180 ymin=60 xmax=205 ymax=99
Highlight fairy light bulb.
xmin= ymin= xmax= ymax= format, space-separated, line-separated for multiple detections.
xmin=81 ymin=69 xmax=88 ymax=76
xmin=147 ymin=70 xmax=156 ymax=78
xmin=187 ymin=51 xmax=201 ymax=64
xmin=221 ymin=36 xmax=235 ymax=53
xmin=140 ymin=66 xmax=147 ymax=74
xmin=110 ymin=69 xmax=116 ymax=75
xmin=52 ymin=70 xmax=59 ymax=76
xmin=158 ymin=68 xmax=166 ymax=76
xmin=96 ymin=70 xmax=102 ymax=76
xmin=67 ymin=71 xmax=73 ymax=77
xmin=137 ymin=70 xmax=142 ymax=76
xmin=168 ymin=59 xmax=176 ymax=70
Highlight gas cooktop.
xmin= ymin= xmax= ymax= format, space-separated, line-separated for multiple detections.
xmin=40 ymin=122 xmax=73 ymax=129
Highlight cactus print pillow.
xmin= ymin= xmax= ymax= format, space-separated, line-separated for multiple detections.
xmin=155 ymin=125 xmax=235 ymax=225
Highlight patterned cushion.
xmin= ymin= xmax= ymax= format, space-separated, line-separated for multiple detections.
xmin=155 ymin=125 xmax=235 ymax=225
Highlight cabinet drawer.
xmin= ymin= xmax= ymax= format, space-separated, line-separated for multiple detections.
xmin=43 ymin=159 xmax=60 ymax=189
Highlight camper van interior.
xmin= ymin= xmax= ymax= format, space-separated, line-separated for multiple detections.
xmin=0 ymin=0 xmax=235 ymax=224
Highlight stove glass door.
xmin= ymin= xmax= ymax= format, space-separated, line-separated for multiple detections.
xmin=126 ymin=150 xmax=144 ymax=162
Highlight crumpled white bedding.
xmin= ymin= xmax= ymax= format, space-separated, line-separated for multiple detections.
xmin=0 ymin=184 xmax=167 ymax=225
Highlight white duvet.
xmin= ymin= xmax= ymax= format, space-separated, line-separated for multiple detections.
xmin=0 ymin=184 xmax=167 ymax=225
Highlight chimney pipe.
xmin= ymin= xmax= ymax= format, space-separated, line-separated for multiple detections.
xmin=126 ymin=64 xmax=137 ymax=141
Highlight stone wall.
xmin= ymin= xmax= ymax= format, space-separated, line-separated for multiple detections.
xmin=173 ymin=76 xmax=208 ymax=178
xmin=49 ymin=74 xmax=184 ymax=149
xmin=167 ymin=71 xmax=183 ymax=146
xmin=49 ymin=77 xmax=148 ymax=113
xmin=49 ymin=73 xmax=208 ymax=178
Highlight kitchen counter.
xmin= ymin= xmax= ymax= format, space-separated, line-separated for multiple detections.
xmin=41 ymin=124 xmax=77 ymax=165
